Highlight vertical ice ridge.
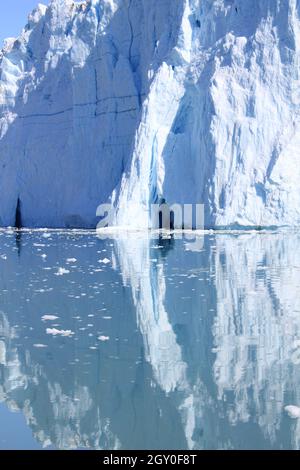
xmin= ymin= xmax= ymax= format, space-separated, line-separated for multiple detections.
xmin=113 ymin=0 xmax=192 ymax=229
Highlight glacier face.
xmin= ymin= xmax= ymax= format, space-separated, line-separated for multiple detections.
xmin=0 ymin=0 xmax=300 ymax=228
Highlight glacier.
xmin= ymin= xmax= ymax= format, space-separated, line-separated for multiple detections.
xmin=0 ymin=0 xmax=300 ymax=228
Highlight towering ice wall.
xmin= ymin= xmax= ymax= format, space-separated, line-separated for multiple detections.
xmin=0 ymin=0 xmax=300 ymax=228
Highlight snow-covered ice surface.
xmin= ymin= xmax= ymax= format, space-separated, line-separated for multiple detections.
xmin=0 ymin=229 xmax=300 ymax=449
xmin=1 ymin=0 xmax=300 ymax=228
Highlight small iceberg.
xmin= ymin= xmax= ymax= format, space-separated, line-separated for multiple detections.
xmin=285 ymin=405 xmax=300 ymax=418
xmin=98 ymin=335 xmax=110 ymax=342
xmin=41 ymin=315 xmax=59 ymax=321
xmin=46 ymin=328 xmax=74 ymax=337
xmin=55 ymin=267 xmax=70 ymax=276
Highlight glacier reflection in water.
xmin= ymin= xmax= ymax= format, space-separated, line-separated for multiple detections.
xmin=0 ymin=229 xmax=300 ymax=449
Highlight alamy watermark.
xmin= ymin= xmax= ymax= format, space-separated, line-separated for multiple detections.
xmin=96 ymin=202 xmax=205 ymax=249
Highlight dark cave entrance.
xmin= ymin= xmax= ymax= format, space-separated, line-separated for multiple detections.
xmin=15 ymin=198 xmax=22 ymax=229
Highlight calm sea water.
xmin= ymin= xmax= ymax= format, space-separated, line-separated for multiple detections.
xmin=0 ymin=229 xmax=300 ymax=450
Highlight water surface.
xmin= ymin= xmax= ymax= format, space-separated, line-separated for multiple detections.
xmin=0 ymin=229 xmax=300 ymax=450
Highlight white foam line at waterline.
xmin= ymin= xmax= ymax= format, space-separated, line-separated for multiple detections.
xmin=0 ymin=227 xmax=298 ymax=236
xmin=96 ymin=227 xmax=289 ymax=237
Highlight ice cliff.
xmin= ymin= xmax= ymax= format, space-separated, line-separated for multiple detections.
xmin=1 ymin=0 xmax=300 ymax=228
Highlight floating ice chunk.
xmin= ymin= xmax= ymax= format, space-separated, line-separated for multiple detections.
xmin=46 ymin=328 xmax=74 ymax=337
xmin=33 ymin=344 xmax=48 ymax=348
xmin=0 ymin=340 xmax=6 ymax=364
xmin=98 ymin=258 xmax=110 ymax=264
xmin=66 ymin=258 xmax=77 ymax=263
xmin=98 ymin=335 xmax=110 ymax=342
xmin=285 ymin=405 xmax=300 ymax=418
xmin=41 ymin=315 xmax=59 ymax=321
xmin=42 ymin=233 xmax=51 ymax=239
xmin=55 ymin=267 xmax=70 ymax=276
